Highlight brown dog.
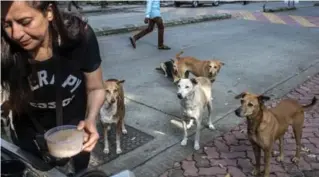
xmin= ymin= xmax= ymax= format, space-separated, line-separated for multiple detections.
xmin=99 ymin=79 xmax=127 ymax=154
xmin=170 ymin=51 xmax=225 ymax=83
xmin=234 ymin=92 xmax=317 ymax=177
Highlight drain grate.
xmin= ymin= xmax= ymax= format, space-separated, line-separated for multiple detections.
xmin=56 ymin=124 xmax=154 ymax=174
xmin=89 ymin=124 xmax=154 ymax=167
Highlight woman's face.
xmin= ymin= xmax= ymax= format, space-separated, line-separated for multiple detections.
xmin=1 ymin=1 xmax=53 ymax=51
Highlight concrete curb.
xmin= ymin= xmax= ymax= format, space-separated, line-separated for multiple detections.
xmin=263 ymin=6 xmax=297 ymax=13
xmin=80 ymin=6 xmax=138 ymax=14
xmin=93 ymin=13 xmax=232 ymax=36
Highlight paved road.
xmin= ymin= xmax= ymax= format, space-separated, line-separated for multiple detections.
xmin=94 ymin=6 xmax=319 ymax=176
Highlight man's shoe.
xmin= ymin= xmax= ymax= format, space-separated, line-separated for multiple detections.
xmin=158 ymin=45 xmax=171 ymax=50
xmin=129 ymin=37 xmax=136 ymax=49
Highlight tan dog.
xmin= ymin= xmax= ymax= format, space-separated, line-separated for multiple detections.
xmin=171 ymin=51 xmax=225 ymax=83
xmin=99 ymin=79 xmax=127 ymax=154
xmin=234 ymin=92 xmax=317 ymax=177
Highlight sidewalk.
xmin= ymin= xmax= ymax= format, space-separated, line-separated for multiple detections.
xmin=160 ymin=73 xmax=319 ymax=177
xmin=80 ymin=4 xmax=142 ymax=13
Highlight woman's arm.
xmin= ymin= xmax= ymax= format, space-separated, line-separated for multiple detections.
xmin=78 ymin=66 xmax=105 ymax=152
xmin=76 ymin=24 xmax=105 ymax=152
xmin=84 ymin=66 xmax=105 ymax=122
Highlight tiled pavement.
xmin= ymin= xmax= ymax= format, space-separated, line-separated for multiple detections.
xmin=160 ymin=73 xmax=319 ymax=177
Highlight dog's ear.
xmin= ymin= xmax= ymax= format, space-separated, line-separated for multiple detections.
xmin=258 ymin=95 xmax=270 ymax=103
xmin=170 ymin=58 xmax=175 ymax=63
xmin=235 ymin=92 xmax=247 ymax=99
xmin=117 ymin=80 xmax=125 ymax=84
xmin=215 ymin=60 xmax=225 ymax=66
xmin=173 ymin=78 xmax=181 ymax=85
xmin=190 ymin=78 xmax=198 ymax=85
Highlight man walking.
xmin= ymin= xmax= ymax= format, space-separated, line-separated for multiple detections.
xmin=129 ymin=0 xmax=170 ymax=50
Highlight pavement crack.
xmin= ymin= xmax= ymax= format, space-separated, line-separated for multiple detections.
xmin=124 ymin=96 xmax=182 ymax=120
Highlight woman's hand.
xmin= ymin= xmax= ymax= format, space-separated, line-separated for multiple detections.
xmin=77 ymin=119 xmax=99 ymax=152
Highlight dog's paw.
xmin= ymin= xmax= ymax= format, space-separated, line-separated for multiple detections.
xmin=272 ymin=150 xmax=279 ymax=157
xmin=291 ymin=156 xmax=300 ymax=164
xmin=208 ymin=124 xmax=215 ymax=130
xmin=103 ymin=148 xmax=110 ymax=154
xmin=251 ymin=168 xmax=260 ymax=176
xmin=116 ymin=148 xmax=123 ymax=154
xmin=194 ymin=143 xmax=200 ymax=150
xmin=276 ymin=155 xmax=284 ymax=162
xmin=181 ymin=139 xmax=188 ymax=146
xmin=122 ymin=129 xmax=128 ymax=135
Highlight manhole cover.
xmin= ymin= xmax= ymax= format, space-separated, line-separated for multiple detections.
xmin=89 ymin=124 xmax=154 ymax=167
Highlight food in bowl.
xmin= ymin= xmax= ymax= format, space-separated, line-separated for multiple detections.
xmin=44 ymin=125 xmax=84 ymax=158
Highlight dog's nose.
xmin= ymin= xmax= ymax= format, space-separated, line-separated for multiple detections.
xmin=177 ymin=93 xmax=182 ymax=99
xmin=234 ymin=108 xmax=241 ymax=117
xmin=111 ymin=99 xmax=115 ymax=103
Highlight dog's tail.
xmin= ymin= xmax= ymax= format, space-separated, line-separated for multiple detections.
xmin=175 ymin=50 xmax=184 ymax=59
xmin=302 ymin=97 xmax=317 ymax=109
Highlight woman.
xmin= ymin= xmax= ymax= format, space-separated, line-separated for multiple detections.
xmin=1 ymin=1 xmax=105 ymax=173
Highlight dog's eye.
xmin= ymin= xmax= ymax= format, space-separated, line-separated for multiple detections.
xmin=240 ymin=100 xmax=244 ymax=104
xmin=186 ymin=86 xmax=189 ymax=89
xmin=106 ymin=90 xmax=110 ymax=93
xmin=214 ymin=66 xmax=217 ymax=69
xmin=114 ymin=89 xmax=118 ymax=92
xmin=248 ymin=103 xmax=253 ymax=107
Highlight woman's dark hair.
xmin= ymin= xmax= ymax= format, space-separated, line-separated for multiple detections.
xmin=1 ymin=1 xmax=88 ymax=114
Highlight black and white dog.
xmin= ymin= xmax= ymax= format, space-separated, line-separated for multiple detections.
xmin=155 ymin=60 xmax=175 ymax=80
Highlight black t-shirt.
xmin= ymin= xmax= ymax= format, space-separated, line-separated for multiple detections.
xmin=27 ymin=26 xmax=102 ymax=130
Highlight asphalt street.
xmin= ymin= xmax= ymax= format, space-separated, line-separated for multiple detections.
xmin=85 ymin=1 xmax=317 ymax=33
xmin=95 ymin=7 xmax=319 ymax=176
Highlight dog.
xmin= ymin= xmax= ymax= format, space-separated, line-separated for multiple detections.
xmin=170 ymin=50 xmax=225 ymax=83
xmin=234 ymin=92 xmax=317 ymax=177
xmin=155 ymin=51 xmax=184 ymax=82
xmin=99 ymin=79 xmax=127 ymax=154
xmin=1 ymin=88 xmax=16 ymax=142
xmin=176 ymin=77 xmax=216 ymax=150
xmin=1 ymin=100 xmax=15 ymax=141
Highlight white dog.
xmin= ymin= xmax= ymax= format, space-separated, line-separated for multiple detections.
xmin=176 ymin=77 xmax=215 ymax=150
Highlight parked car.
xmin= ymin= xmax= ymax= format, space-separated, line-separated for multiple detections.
xmin=174 ymin=0 xmax=220 ymax=7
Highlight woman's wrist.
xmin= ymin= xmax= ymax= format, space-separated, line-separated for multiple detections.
xmin=85 ymin=115 xmax=97 ymax=123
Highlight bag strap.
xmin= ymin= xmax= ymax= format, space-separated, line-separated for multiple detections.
xmin=53 ymin=44 xmax=63 ymax=127
xmin=28 ymin=44 xmax=63 ymax=134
